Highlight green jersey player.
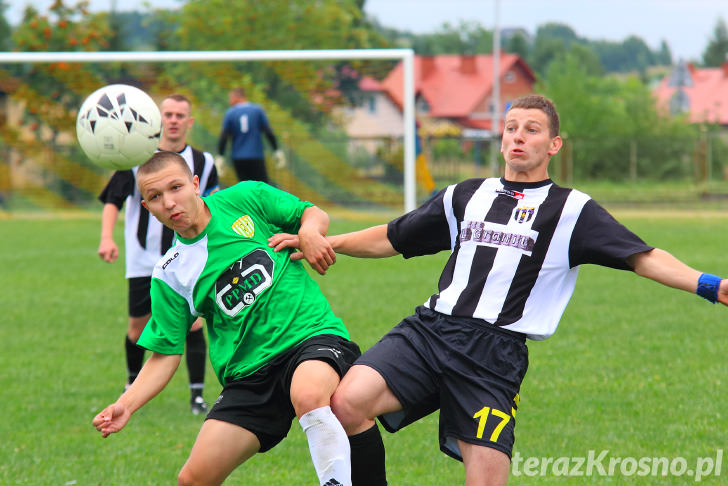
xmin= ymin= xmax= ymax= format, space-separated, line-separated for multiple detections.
xmin=93 ymin=151 xmax=368 ymax=486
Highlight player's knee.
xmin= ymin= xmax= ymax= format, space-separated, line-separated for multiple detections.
xmin=291 ymin=387 xmax=330 ymax=418
xmin=177 ymin=465 xmax=208 ymax=486
xmin=330 ymin=388 xmax=365 ymax=431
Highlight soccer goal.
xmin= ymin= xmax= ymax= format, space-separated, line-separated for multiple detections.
xmin=0 ymin=49 xmax=416 ymax=215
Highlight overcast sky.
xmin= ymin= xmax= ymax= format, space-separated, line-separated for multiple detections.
xmin=6 ymin=0 xmax=725 ymax=62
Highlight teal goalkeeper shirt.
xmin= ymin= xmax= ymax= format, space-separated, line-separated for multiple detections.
xmin=137 ymin=181 xmax=349 ymax=386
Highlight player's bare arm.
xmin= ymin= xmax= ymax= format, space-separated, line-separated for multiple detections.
xmin=328 ymin=224 xmax=399 ymax=258
xmin=98 ymin=203 xmax=120 ymax=263
xmin=92 ymin=352 xmax=182 ymax=438
xmin=628 ymin=249 xmax=728 ymax=306
xmin=269 ymin=223 xmax=399 ymax=262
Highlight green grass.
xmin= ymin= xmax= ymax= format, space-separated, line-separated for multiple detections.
xmin=1 ymin=211 xmax=727 ymax=485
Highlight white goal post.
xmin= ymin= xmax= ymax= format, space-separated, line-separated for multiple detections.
xmin=0 ymin=48 xmax=417 ymax=213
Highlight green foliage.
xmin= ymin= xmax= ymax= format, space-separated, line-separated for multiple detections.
xmin=504 ymin=32 xmax=528 ymax=59
xmin=702 ymin=17 xmax=728 ymax=67
xmin=414 ymin=20 xmax=493 ymax=55
xmin=540 ymin=49 xmax=699 ymax=181
xmin=0 ymin=0 xmax=12 ymax=51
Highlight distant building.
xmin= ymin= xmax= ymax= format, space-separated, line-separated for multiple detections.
xmin=339 ymin=54 xmax=536 ymax=138
xmin=653 ymin=61 xmax=728 ymax=127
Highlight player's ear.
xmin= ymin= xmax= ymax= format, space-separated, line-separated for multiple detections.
xmin=141 ymin=199 xmax=149 ymax=210
xmin=192 ymin=175 xmax=200 ymax=196
xmin=548 ymin=135 xmax=563 ymax=156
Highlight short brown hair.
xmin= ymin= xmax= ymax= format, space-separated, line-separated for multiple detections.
xmin=508 ymin=95 xmax=560 ymax=137
xmin=230 ymin=87 xmax=246 ymax=98
xmin=161 ymin=93 xmax=191 ymax=109
xmin=137 ymin=151 xmax=192 ymax=188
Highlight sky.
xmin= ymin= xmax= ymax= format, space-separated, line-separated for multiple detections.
xmin=6 ymin=0 xmax=726 ymax=62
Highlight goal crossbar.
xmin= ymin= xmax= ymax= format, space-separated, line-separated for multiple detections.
xmin=0 ymin=48 xmax=417 ymax=213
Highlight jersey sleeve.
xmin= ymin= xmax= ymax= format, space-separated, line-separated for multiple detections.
xmin=568 ymin=199 xmax=653 ymax=270
xmin=254 ymin=182 xmax=312 ymax=233
xmin=136 ymin=278 xmax=195 ymax=355
xmin=202 ymin=152 xmax=220 ymax=196
xmin=387 ymin=189 xmax=452 ymax=258
xmin=259 ymin=108 xmax=278 ymax=150
xmin=98 ymin=170 xmax=135 ymax=209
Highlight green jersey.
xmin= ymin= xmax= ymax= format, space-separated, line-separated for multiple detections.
xmin=137 ymin=181 xmax=349 ymax=386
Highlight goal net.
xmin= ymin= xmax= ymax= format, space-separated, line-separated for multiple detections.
xmin=0 ymin=49 xmax=416 ymax=217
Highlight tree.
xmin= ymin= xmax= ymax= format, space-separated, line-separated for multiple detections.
xmin=505 ymin=32 xmax=528 ymax=59
xmin=702 ymin=17 xmax=728 ymax=67
xmin=0 ymin=0 xmax=11 ymax=51
xmin=411 ymin=20 xmax=492 ymax=55
xmin=540 ymin=49 xmax=696 ymax=181
xmin=657 ymin=40 xmax=672 ymax=66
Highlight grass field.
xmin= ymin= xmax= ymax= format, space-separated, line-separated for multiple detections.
xmin=2 ymin=210 xmax=728 ymax=485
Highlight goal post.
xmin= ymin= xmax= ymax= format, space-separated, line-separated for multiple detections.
xmin=0 ymin=48 xmax=417 ymax=214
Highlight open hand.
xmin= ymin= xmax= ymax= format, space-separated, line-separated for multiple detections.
xmin=92 ymin=402 xmax=131 ymax=438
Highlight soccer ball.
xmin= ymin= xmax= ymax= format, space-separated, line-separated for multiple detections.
xmin=76 ymin=84 xmax=161 ymax=170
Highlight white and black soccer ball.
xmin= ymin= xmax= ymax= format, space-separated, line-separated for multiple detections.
xmin=76 ymin=84 xmax=161 ymax=170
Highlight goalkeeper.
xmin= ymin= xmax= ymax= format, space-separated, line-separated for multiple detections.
xmin=217 ymin=87 xmax=286 ymax=183
xmin=93 ymin=151 xmax=369 ymax=486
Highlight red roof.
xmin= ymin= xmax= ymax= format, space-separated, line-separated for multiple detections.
xmin=379 ymin=54 xmax=536 ymax=117
xmin=359 ymin=75 xmax=383 ymax=92
xmin=653 ymin=62 xmax=728 ymax=125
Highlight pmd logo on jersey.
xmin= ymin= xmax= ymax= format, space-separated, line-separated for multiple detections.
xmin=496 ymin=188 xmax=525 ymax=200
xmin=231 ymin=215 xmax=255 ymax=238
xmin=215 ymin=249 xmax=274 ymax=317
xmin=514 ymin=207 xmax=535 ymax=223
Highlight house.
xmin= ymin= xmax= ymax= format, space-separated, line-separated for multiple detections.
xmin=340 ymin=54 xmax=536 ymax=138
xmin=653 ymin=61 xmax=728 ymax=127
xmin=381 ymin=53 xmax=536 ymax=133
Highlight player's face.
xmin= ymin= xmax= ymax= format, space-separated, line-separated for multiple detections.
xmin=160 ymin=98 xmax=193 ymax=146
xmin=501 ymin=108 xmax=562 ymax=182
xmin=139 ymin=163 xmax=204 ymax=239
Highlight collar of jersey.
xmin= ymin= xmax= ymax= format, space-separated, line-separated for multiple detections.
xmin=175 ymin=202 xmax=213 ymax=245
xmin=499 ymin=178 xmax=553 ymax=191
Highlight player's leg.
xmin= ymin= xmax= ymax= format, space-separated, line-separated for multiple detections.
xmin=332 ymin=364 xmax=402 ymax=435
xmin=460 ymin=442 xmax=510 ymax=486
xmin=332 ymin=364 xmax=398 ymax=486
xmin=125 ymin=314 xmax=149 ymax=386
xmin=186 ymin=317 xmax=207 ymax=414
xmin=289 ymin=335 xmax=362 ymax=486
xmin=177 ymin=419 xmax=260 ymax=486
xmin=125 ymin=277 xmax=153 ymax=386
xmin=435 ymin=313 xmax=527 ymax=486
xmin=291 ymin=359 xmax=351 ymax=486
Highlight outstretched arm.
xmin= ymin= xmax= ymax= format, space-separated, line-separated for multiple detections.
xmin=270 ymin=223 xmax=399 ymax=260
xmin=92 ymin=352 xmax=182 ymax=438
xmin=628 ymin=248 xmax=728 ymax=305
xmin=328 ymin=224 xmax=399 ymax=258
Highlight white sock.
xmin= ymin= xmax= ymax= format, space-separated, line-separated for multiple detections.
xmin=298 ymin=405 xmax=351 ymax=486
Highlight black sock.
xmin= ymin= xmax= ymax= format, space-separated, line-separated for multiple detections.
xmin=125 ymin=335 xmax=145 ymax=384
xmin=350 ymin=423 xmax=387 ymax=486
xmin=186 ymin=328 xmax=206 ymax=399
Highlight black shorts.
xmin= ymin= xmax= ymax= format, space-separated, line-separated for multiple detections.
xmin=206 ymin=334 xmax=361 ymax=452
xmin=357 ymin=306 xmax=528 ymax=461
xmin=128 ymin=276 xmax=152 ymax=318
xmin=232 ymin=158 xmax=269 ymax=183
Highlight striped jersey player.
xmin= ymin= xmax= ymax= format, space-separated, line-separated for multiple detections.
xmin=270 ymin=94 xmax=728 ymax=486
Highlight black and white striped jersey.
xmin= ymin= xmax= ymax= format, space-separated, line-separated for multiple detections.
xmin=98 ymin=145 xmax=219 ymax=279
xmin=387 ymin=177 xmax=653 ymax=340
